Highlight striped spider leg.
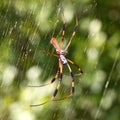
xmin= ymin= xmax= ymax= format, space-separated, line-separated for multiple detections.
xmin=61 ymin=13 xmax=66 ymax=43
xmin=30 ymin=17 xmax=83 ymax=107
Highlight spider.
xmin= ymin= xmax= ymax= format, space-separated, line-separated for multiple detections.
xmin=29 ymin=15 xmax=83 ymax=106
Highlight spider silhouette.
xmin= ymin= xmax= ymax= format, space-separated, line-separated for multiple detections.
xmin=29 ymin=15 xmax=83 ymax=106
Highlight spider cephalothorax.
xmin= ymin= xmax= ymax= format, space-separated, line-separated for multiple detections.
xmin=50 ymin=37 xmax=68 ymax=65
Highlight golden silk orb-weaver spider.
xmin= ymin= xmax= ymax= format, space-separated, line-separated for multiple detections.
xmin=29 ymin=16 xmax=83 ymax=107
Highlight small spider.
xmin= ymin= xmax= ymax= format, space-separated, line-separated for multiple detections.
xmin=30 ymin=15 xmax=83 ymax=106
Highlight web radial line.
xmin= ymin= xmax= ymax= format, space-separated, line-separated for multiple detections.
xmin=95 ymin=49 xmax=120 ymax=119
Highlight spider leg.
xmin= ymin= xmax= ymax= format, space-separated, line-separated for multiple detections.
xmin=28 ymin=67 xmax=60 ymax=87
xmin=30 ymin=60 xmax=63 ymax=107
xmin=66 ymin=63 xmax=75 ymax=98
xmin=51 ymin=59 xmax=63 ymax=100
xmin=67 ymin=58 xmax=83 ymax=75
xmin=39 ymin=49 xmax=58 ymax=58
xmin=65 ymin=17 xmax=78 ymax=51
xmin=61 ymin=13 xmax=66 ymax=43
xmin=54 ymin=63 xmax=75 ymax=101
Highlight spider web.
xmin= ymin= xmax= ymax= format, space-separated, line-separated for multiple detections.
xmin=0 ymin=0 xmax=120 ymax=120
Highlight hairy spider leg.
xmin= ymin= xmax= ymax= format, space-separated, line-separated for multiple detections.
xmin=66 ymin=63 xmax=75 ymax=97
xmin=53 ymin=63 xmax=75 ymax=101
xmin=51 ymin=59 xmax=63 ymax=100
xmin=61 ymin=13 xmax=66 ymax=43
xmin=28 ymin=67 xmax=60 ymax=87
xmin=39 ymin=49 xmax=58 ymax=57
xmin=65 ymin=17 xmax=78 ymax=51
xmin=67 ymin=58 xmax=83 ymax=74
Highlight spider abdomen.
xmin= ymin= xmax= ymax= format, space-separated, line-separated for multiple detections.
xmin=60 ymin=54 xmax=68 ymax=65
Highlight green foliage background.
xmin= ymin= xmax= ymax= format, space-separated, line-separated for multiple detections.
xmin=0 ymin=0 xmax=120 ymax=120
